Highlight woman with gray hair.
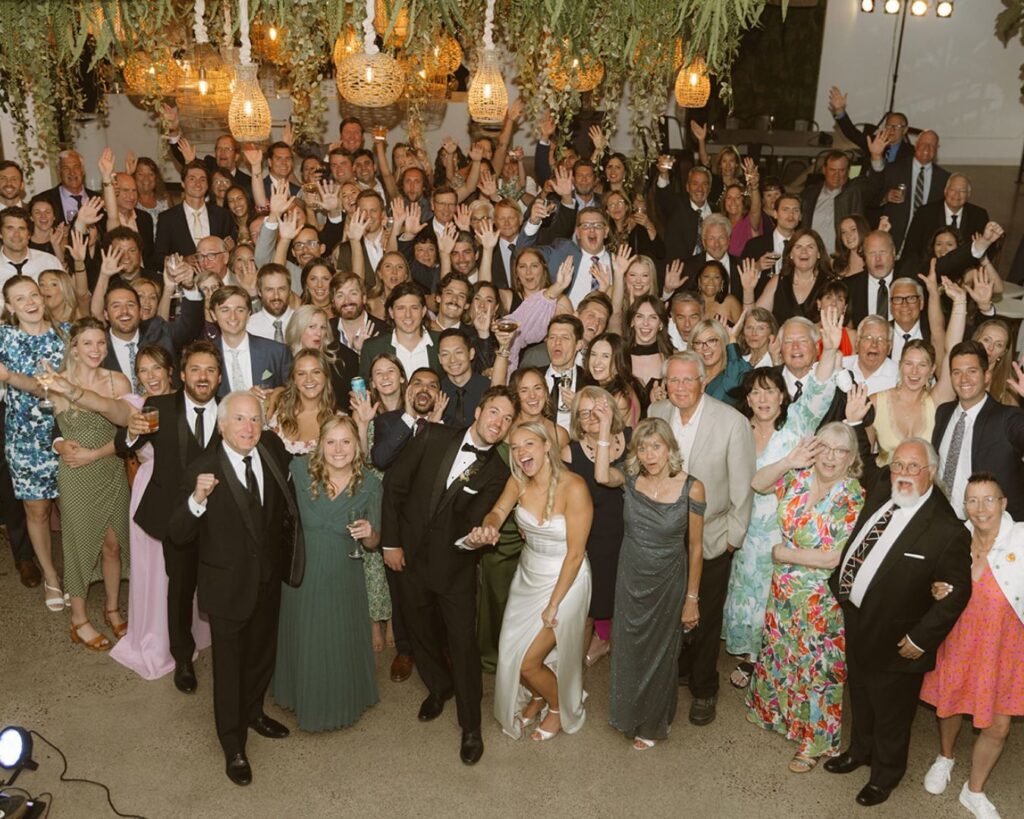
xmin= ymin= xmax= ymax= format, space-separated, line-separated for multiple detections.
xmin=745 ymin=420 xmax=866 ymax=773
xmin=593 ymin=404 xmax=706 ymax=750
xmin=689 ymin=317 xmax=751 ymax=405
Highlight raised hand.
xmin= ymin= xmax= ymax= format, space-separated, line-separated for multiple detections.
xmin=268 ymin=181 xmax=295 ymax=218
xmin=689 ymin=120 xmax=707 ymax=142
xmin=243 ymin=144 xmax=263 ymax=171
xmin=740 ymin=257 xmax=760 ymax=292
xmin=728 ymin=308 xmax=748 ymax=344
xmin=917 ymin=257 xmax=939 ymax=295
xmin=160 ymin=102 xmax=181 ymax=135
xmin=656 ymin=154 xmax=675 ymax=176
xmin=428 ymin=392 xmax=449 ymax=423
xmin=178 ymin=135 xmax=197 ymax=164
xmin=193 ymin=472 xmax=219 ymax=504
xmin=529 ymin=196 xmax=553 ymax=225
xmin=828 ymin=86 xmax=847 ymax=116
xmin=612 ymin=245 xmax=635 ymax=279
xmin=477 ymin=166 xmax=498 ymax=199
xmin=454 ymin=203 xmax=472 ymax=232
xmin=551 ymin=165 xmax=573 ymax=199
xmin=844 ymin=382 xmax=871 ymax=424
xmin=404 ymin=201 xmax=426 ymax=236
xmin=347 ymin=207 xmax=369 ymax=241
xmin=124 ymin=150 xmax=137 ymax=175
xmin=99 ymin=245 xmax=124 ymax=277
xmin=588 ymin=124 xmax=606 ymax=153
xmin=474 ymin=218 xmax=499 ymax=249
xmin=591 ymin=261 xmax=612 ymax=292
xmin=538 ymin=111 xmax=556 ymax=141
xmin=98 ymin=147 xmax=116 ymax=180
xmin=940 ymin=275 xmax=966 ymax=307
xmin=50 ymin=222 xmax=69 ymax=258
xmin=75 ymin=196 xmax=105 ymax=227
xmin=467 ymin=143 xmax=483 ymax=163
xmin=317 ymin=179 xmax=340 ymax=213
xmin=664 ymin=258 xmax=687 ymax=293
xmin=349 ymin=390 xmax=379 ymax=424
xmin=786 ymin=436 xmax=821 ymax=469
xmin=975 ymin=221 xmax=1005 ymax=254
xmin=965 ymin=265 xmax=994 ymax=310
xmin=878 ymin=215 xmax=892 ymax=233
xmin=768 ymin=332 xmax=782 ymax=364
xmin=550 ymin=256 xmax=574 ymax=295
xmin=282 ymin=119 xmax=295 ymax=147
xmin=438 ymin=222 xmax=458 ymax=255
xmin=866 ymin=129 xmax=891 ymax=160
xmin=741 ymin=156 xmax=759 ymax=187
xmin=279 ymin=208 xmax=302 ymax=242
xmin=820 ymin=305 xmax=843 ymax=351
xmin=508 ymin=97 xmax=524 ymax=123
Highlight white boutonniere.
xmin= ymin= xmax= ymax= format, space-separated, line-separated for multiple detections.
xmin=458 ymin=462 xmax=482 ymax=485
xmin=260 ymin=369 xmax=273 ymax=382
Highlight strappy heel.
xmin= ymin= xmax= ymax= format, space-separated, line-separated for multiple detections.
xmin=514 ymin=696 xmax=545 ymax=733
xmin=44 ymin=582 xmax=65 ymax=612
xmin=531 ymin=708 xmax=560 ymax=741
xmin=104 ymin=608 xmax=128 ymax=639
xmin=70 ymin=620 xmax=111 ymax=652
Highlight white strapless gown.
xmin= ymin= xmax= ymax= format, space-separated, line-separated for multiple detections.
xmin=494 ymin=507 xmax=592 ymax=738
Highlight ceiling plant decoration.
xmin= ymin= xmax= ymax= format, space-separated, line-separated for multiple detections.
xmin=0 ymin=0 xmax=810 ymax=182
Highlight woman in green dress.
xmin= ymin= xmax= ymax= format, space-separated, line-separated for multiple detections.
xmin=272 ymin=414 xmax=380 ymax=732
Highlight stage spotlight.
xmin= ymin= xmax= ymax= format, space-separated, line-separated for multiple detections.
xmin=936 ymin=0 xmax=953 ymax=16
xmin=860 ymin=0 xmax=875 ymax=12
xmin=910 ymin=0 xmax=928 ymax=14
xmin=0 ymin=726 xmax=37 ymax=785
xmin=884 ymin=0 xmax=901 ymax=12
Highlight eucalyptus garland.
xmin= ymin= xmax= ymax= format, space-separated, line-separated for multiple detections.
xmin=996 ymin=0 xmax=1024 ymax=94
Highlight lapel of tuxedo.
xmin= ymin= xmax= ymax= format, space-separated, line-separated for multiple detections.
xmin=175 ymin=392 xmax=190 ymax=474
xmin=970 ymin=397 xmax=995 ymax=463
xmin=429 ymin=433 xmax=462 ymax=516
xmin=217 ymin=445 xmax=260 ymax=542
xmin=863 ymin=493 xmax=937 ymax=597
xmin=436 ymin=446 xmax=496 ymax=516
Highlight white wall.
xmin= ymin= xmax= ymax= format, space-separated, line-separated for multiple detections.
xmin=815 ymin=0 xmax=1024 ymax=165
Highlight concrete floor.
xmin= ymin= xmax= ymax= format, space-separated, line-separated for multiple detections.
xmin=1 ymin=538 xmax=1022 ymax=819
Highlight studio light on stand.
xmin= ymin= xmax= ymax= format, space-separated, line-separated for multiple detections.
xmin=936 ymin=0 xmax=953 ymax=16
xmin=910 ymin=0 xmax=928 ymax=15
xmin=884 ymin=0 xmax=901 ymax=13
xmin=0 ymin=726 xmax=37 ymax=786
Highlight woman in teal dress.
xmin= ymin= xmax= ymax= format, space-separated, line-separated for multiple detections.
xmin=272 ymin=414 xmax=380 ymax=732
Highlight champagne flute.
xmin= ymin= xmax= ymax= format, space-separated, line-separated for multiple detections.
xmin=347 ymin=507 xmax=365 ymax=560
xmin=558 ymin=372 xmax=572 ymax=412
xmin=35 ymin=359 xmax=55 ymax=412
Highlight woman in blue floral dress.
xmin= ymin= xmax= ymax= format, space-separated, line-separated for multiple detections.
xmin=722 ymin=310 xmax=842 ymax=687
xmin=0 ymin=275 xmax=69 ymax=611
xmin=745 ymin=420 xmax=865 ymax=773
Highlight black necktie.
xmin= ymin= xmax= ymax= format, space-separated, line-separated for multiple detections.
xmin=793 ymin=380 xmax=803 ymax=402
xmin=461 ymin=442 xmax=487 ymax=458
xmin=950 ymin=213 xmax=958 ymax=230
xmin=9 ymin=259 xmax=26 ymax=275
xmin=876 ymin=278 xmax=889 ymax=318
xmin=414 ymin=417 xmax=427 ymax=437
xmin=70 ymin=193 xmax=82 ymax=209
xmin=694 ymin=209 xmax=704 ymax=255
xmin=194 ymin=407 xmax=205 ymax=446
xmin=453 ymin=386 xmax=466 ymax=426
xmin=243 ymin=454 xmax=261 ymax=508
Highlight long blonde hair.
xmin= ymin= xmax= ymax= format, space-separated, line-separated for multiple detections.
xmin=308 ymin=414 xmax=366 ymax=500
xmin=624 ymin=417 xmax=683 ymax=477
xmin=274 ymin=348 xmax=337 ymax=439
xmin=508 ymin=421 xmax=563 ymax=523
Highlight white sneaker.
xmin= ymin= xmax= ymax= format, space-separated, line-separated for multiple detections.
xmin=959 ymin=783 xmax=1001 ymax=819
xmin=923 ymin=755 xmax=955 ymax=794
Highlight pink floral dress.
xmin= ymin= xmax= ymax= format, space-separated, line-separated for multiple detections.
xmin=746 ymin=468 xmax=864 ymax=757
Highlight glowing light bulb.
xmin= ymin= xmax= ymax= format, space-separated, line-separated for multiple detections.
xmin=483 ymin=83 xmax=492 ymax=99
xmin=148 ymin=65 xmax=155 ymax=76
xmin=268 ymin=26 xmax=278 ymax=41
xmin=910 ymin=0 xmax=928 ymax=15
xmin=571 ymin=58 xmax=580 ymax=70
xmin=884 ymin=0 xmax=901 ymax=13
xmin=243 ymin=100 xmax=253 ymax=116
xmin=860 ymin=0 xmax=875 ymax=11
xmin=936 ymin=0 xmax=953 ymax=15
xmin=365 ymin=65 xmax=374 ymax=83
xmin=197 ymin=67 xmax=208 ymax=96
xmin=689 ymin=72 xmax=699 ymax=87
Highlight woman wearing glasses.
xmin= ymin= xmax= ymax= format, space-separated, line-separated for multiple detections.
xmin=919 ymin=474 xmax=1024 ymax=818
xmin=688 ymin=318 xmax=751 ymax=406
xmin=745 ymin=420 xmax=865 ymax=773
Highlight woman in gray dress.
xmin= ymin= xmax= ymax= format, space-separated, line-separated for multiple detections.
xmin=594 ymin=404 xmax=705 ymax=750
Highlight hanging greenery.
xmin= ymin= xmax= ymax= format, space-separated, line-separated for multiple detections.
xmin=0 ymin=0 xmax=781 ymax=183
xmin=996 ymin=0 xmax=1024 ymax=95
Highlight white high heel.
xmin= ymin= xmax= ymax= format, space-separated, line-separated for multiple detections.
xmin=514 ymin=696 xmax=545 ymax=734
xmin=531 ymin=708 xmax=560 ymax=741
xmin=44 ymin=582 xmax=65 ymax=612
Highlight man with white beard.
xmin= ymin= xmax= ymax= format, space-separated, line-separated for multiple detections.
xmin=825 ymin=439 xmax=970 ymax=808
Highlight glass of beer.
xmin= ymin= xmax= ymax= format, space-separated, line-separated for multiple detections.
xmin=141 ymin=406 xmax=160 ymax=432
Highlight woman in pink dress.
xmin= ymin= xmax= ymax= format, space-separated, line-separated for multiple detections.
xmin=109 ymin=346 xmax=211 ymax=678
xmin=920 ymin=473 xmax=1024 ymax=818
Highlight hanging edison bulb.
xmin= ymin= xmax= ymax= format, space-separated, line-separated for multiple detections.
xmin=252 ymin=22 xmax=288 ymax=65
xmin=674 ymin=56 xmax=711 ymax=108
xmin=467 ymin=49 xmax=508 ymax=125
xmin=123 ymin=48 xmax=183 ymax=97
xmin=337 ymin=51 xmax=405 ymax=107
xmin=332 ymin=26 xmax=361 ymax=68
xmin=228 ymin=63 xmax=272 ymax=141
xmin=373 ymin=0 xmax=410 ymax=48
xmin=176 ymin=43 xmax=234 ymax=136
xmin=549 ymin=42 xmax=604 ymax=92
xmin=421 ymin=32 xmax=463 ymax=77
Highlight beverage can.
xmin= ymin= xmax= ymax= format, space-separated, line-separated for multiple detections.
xmin=350 ymin=377 xmax=367 ymax=397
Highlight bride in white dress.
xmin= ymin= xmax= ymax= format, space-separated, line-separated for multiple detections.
xmin=466 ymin=422 xmax=593 ymax=741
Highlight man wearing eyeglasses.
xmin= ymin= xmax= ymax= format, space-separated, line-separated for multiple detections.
xmin=825 ymin=438 xmax=970 ymax=807
xmin=527 ymin=207 xmax=612 ymax=309
xmin=842 ymin=316 xmax=898 ymax=396
xmin=828 ymin=86 xmax=914 ymax=167
xmin=888 ymin=277 xmax=943 ymax=361
xmin=649 ymin=351 xmax=754 ymax=727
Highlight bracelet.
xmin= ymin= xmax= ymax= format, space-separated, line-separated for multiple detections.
xmin=596 ymin=440 xmax=610 ymax=448
xmin=686 ymin=593 xmax=700 ymax=601
xmin=101 ymin=180 xmax=113 ymax=188
xmin=70 ymin=387 xmax=83 ymax=403
xmin=496 ymin=349 xmax=510 ymax=359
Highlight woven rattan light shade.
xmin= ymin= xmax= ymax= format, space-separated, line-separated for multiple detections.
xmin=176 ymin=43 xmax=233 ymax=137
xmin=422 ymin=33 xmax=463 ymax=77
xmin=674 ymin=56 xmax=711 ymax=108
xmin=549 ymin=45 xmax=604 ymax=92
xmin=373 ymin=0 xmax=410 ymax=48
xmin=337 ymin=51 xmax=405 ymax=108
xmin=228 ymin=63 xmax=271 ymax=142
xmin=252 ymin=23 xmax=287 ymax=65
xmin=467 ymin=49 xmax=507 ymax=125
xmin=332 ymin=26 xmax=361 ymax=68
xmin=123 ymin=49 xmax=182 ymax=97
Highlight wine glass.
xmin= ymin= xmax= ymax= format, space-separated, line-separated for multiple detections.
xmin=346 ymin=506 xmax=365 ymax=560
xmin=558 ymin=373 xmax=573 ymax=412
xmin=35 ymin=359 xmax=55 ymax=412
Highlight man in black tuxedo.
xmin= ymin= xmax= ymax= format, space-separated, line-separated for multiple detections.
xmin=541 ymin=315 xmax=586 ymax=431
xmin=679 ymin=214 xmax=742 ymax=298
xmin=845 ymin=231 xmax=897 ymax=326
xmin=654 ymin=160 xmax=712 ymax=265
xmin=153 ymin=161 xmax=237 ymax=271
xmin=489 ymin=198 xmax=539 ymax=290
xmin=101 ymin=283 xmax=204 ymax=390
xmin=123 ymin=340 xmax=222 ymax=692
xmin=740 ymin=193 xmax=804 ymax=296
xmin=825 ymin=439 xmax=970 ymax=807
xmin=33 ymin=150 xmax=101 ymax=226
xmin=167 ymin=391 xmax=297 ymax=786
xmin=381 ymin=387 xmax=516 ymax=765
xmin=933 ymin=341 xmax=1024 ymax=521
xmin=899 ymin=174 xmax=990 ymax=277
xmin=876 ymin=131 xmax=949 ymax=253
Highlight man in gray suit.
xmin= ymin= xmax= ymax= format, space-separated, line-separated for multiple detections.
xmin=649 ymin=351 xmax=755 ymax=725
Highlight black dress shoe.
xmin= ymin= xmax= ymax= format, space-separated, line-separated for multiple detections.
xmin=417 ymin=693 xmax=449 ymax=722
xmin=249 ymin=714 xmax=290 ymax=738
xmin=688 ymin=695 xmax=717 ymax=726
xmin=855 ymin=784 xmax=890 ymax=807
xmin=225 ymin=753 xmax=252 ymax=786
xmin=824 ymin=752 xmax=869 ymax=774
xmin=173 ymin=661 xmax=197 ymax=694
xmin=460 ymin=730 xmax=484 ymax=765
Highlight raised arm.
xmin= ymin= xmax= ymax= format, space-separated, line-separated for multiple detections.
xmin=752 ymin=436 xmax=818 ymax=493
xmin=372 ymin=132 xmax=399 ymax=203
xmin=592 ymin=397 xmax=625 ymax=487
xmin=690 ymin=121 xmax=710 ymax=167
xmin=99 ymin=148 xmax=120 ymax=231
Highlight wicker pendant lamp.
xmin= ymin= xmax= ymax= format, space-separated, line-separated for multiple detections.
xmin=675 ymin=56 xmax=711 ymax=108
xmin=228 ymin=0 xmax=272 ymax=142
xmin=123 ymin=48 xmax=182 ymax=97
xmin=549 ymin=42 xmax=604 ymax=93
xmin=467 ymin=0 xmax=507 ymax=125
xmin=336 ymin=0 xmax=405 ymax=108
xmin=176 ymin=1 xmax=233 ymax=136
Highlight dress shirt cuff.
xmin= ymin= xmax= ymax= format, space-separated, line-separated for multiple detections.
xmin=328 ymin=213 xmax=343 ymax=224
xmin=522 ymin=220 xmax=540 ymax=236
xmin=980 ymin=305 xmax=996 ymax=317
xmin=188 ymin=494 xmax=208 ymax=517
xmin=871 ymin=157 xmax=885 ymax=173
xmin=970 ymin=241 xmax=984 ymax=260
xmin=169 ymin=134 xmax=181 ymax=144
xmin=382 ymin=546 xmax=399 ymax=550
xmin=400 ymin=412 xmax=416 ymax=429
xmin=905 ymin=634 xmax=924 ymax=653
xmin=844 ymin=419 xmax=862 ymax=427
xmin=263 ymin=219 xmax=279 ymax=231
xmin=125 ymin=434 xmax=138 ymax=448
xmin=181 ymin=288 xmax=202 ymax=302
xmin=832 ymin=111 xmax=848 ymax=122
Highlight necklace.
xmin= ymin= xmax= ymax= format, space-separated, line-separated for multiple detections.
xmin=645 ymin=471 xmax=672 ymax=499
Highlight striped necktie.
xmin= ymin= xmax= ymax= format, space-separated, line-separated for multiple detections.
xmin=837 ymin=505 xmax=895 ymax=601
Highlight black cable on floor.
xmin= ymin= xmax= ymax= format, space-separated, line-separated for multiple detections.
xmin=30 ymin=730 xmax=149 ymax=819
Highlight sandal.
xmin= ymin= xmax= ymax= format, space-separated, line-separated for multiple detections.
xmin=514 ymin=696 xmax=545 ymax=733
xmin=633 ymin=737 xmax=656 ymax=751
xmin=585 ymin=637 xmax=611 ymax=668
xmin=788 ymin=752 xmax=818 ymax=774
xmin=70 ymin=620 xmax=111 ymax=652
xmin=104 ymin=608 xmax=128 ymax=639
xmin=730 ymin=661 xmax=755 ymax=689
xmin=44 ymin=582 xmax=66 ymax=612
xmin=531 ymin=708 xmax=560 ymax=742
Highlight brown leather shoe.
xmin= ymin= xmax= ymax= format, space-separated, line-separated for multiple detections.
xmin=390 ymin=653 xmax=414 ymax=683
xmin=16 ymin=560 xmax=41 ymax=588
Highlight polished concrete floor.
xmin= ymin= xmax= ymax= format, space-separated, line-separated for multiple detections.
xmin=1 ymin=536 xmax=1022 ymax=819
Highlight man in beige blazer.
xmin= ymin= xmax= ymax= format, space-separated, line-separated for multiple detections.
xmin=649 ymin=351 xmax=755 ymax=726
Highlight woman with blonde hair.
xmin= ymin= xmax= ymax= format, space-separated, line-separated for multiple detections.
xmin=266 ymin=348 xmax=337 ymax=455
xmin=593 ymin=408 xmax=705 ymax=750
xmin=468 ymin=421 xmax=593 ymax=742
xmin=38 ymin=268 xmax=87 ymax=322
xmin=272 ymin=414 xmax=381 ymax=731
xmin=285 ymin=304 xmax=360 ymax=413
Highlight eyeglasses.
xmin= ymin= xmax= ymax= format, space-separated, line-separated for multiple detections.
xmin=964 ymin=496 xmax=1004 ymax=508
xmin=692 ymin=338 xmax=720 ymax=350
xmin=579 ymin=222 xmax=606 ymax=230
xmin=666 ymin=376 xmax=701 ymax=387
xmin=577 ymin=409 xmax=594 ymax=419
xmin=292 ymin=240 xmax=320 ymax=251
xmin=891 ymin=460 xmax=927 ymax=475
xmin=891 ymin=295 xmax=920 ymax=306
xmin=819 ymin=445 xmax=851 ymax=459
xmin=198 ymin=252 xmax=226 ymax=261
xmin=861 ymin=334 xmax=889 ymax=345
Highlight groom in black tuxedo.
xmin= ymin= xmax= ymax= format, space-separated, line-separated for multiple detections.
xmin=381 ymin=386 xmax=516 ymax=765
xmin=825 ymin=438 xmax=970 ymax=807
xmin=167 ymin=391 xmax=297 ymax=786
xmin=123 ymin=340 xmax=222 ymax=694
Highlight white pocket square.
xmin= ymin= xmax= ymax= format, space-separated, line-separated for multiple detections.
xmin=462 ymin=486 xmax=479 ymax=495
xmin=903 ymin=552 xmax=926 ymax=560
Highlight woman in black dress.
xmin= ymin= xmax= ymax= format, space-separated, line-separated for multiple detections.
xmin=562 ymin=385 xmax=630 ymax=668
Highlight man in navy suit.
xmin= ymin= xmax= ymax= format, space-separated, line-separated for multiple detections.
xmin=899 ymin=174 xmax=990 ymax=278
xmin=209 ymin=285 xmax=291 ymax=399
xmin=877 ymin=131 xmax=949 ymax=252
xmin=523 ymin=205 xmax=613 ymax=309
xmin=153 ymin=161 xmax=237 ymax=271
xmin=828 ymin=86 xmax=914 ymax=166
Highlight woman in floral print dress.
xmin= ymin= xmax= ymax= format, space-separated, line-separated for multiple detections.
xmin=745 ymin=420 xmax=865 ymax=773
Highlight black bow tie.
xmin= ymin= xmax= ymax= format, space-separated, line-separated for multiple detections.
xmin=461 ymin=443 xmax=488 ymax=458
